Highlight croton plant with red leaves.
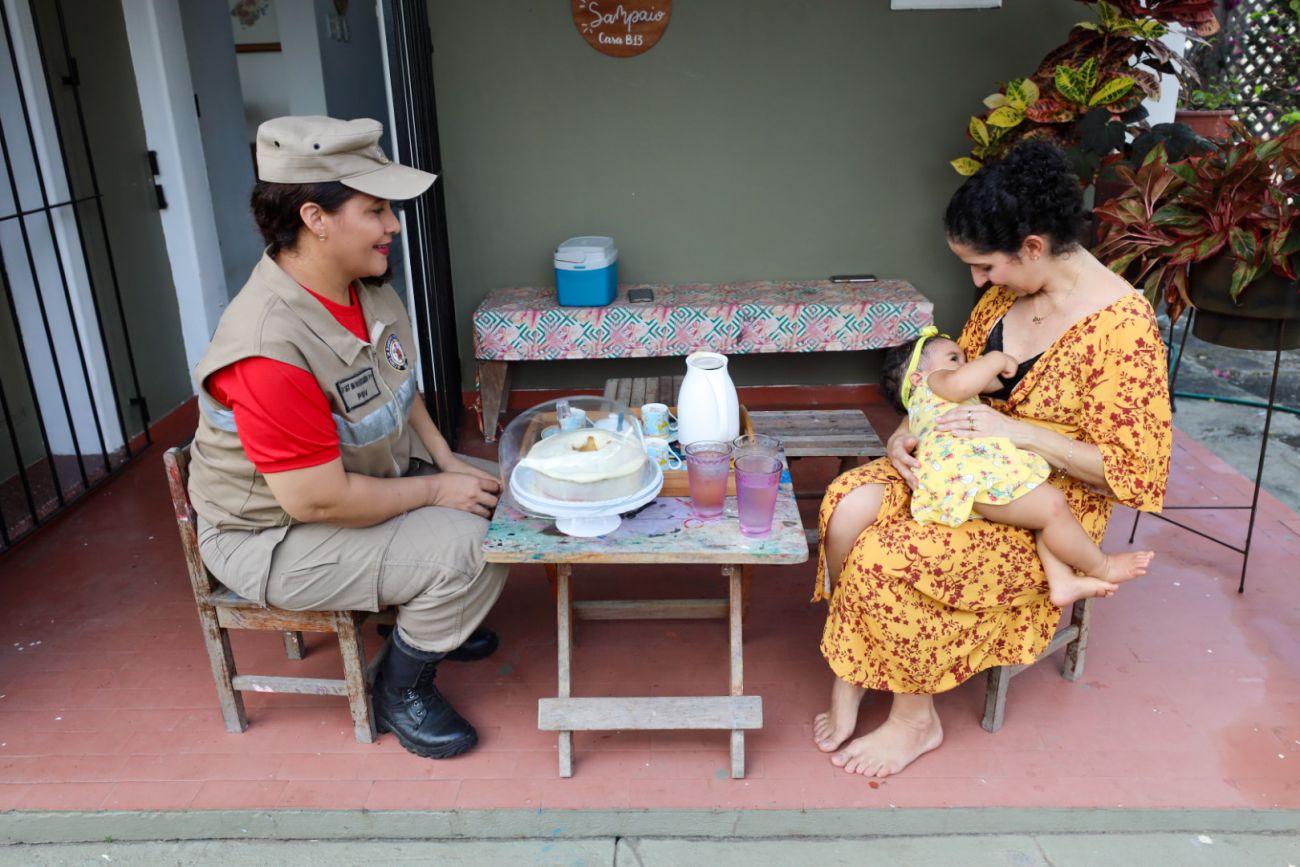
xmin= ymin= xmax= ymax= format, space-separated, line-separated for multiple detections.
xmin=1093 ymin=120 xmax=1300 ymax=324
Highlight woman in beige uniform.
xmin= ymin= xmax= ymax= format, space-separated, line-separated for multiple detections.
xmin=188 ymin=116 xmax=506 ymax=760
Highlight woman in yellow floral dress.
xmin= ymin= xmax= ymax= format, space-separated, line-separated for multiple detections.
xmin=811 ymin=142 xmax=1172 ymax=777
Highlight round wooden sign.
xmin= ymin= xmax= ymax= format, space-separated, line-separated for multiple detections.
xmin=572 ymin=0 xmax=672 ymax=58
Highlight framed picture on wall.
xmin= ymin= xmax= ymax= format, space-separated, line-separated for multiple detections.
xmin=231 ymin=0 xmax=281 ymax=53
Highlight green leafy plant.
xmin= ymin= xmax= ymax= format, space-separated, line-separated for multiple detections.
xmin=953 ymin=0 xmax=1220 ymax=183
xmin=1181 ymin=3 xmax=1300 ymax=138
xmin=1093 ymin=120 xmax=1300 ymax=323
xmin=1178 ymin=78 xmax=1241 ymax=111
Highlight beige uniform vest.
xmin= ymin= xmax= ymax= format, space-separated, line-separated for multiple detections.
xmin=188 ymin=252 xmax=432 ymax=535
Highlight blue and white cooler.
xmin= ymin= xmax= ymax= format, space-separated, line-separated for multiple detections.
xmin=554 ymin=236 xmax=618 ymax=307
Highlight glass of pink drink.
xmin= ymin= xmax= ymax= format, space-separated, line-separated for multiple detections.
xmin=734 ymin=453 xmax=782 ymax=538
xmin=684 ymin=440 xmax=731 ymax=521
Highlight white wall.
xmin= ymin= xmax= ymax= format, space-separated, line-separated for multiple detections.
xmin=317 ymin=0 xmax=391 ymax=151
xmin=278 ymin=0 xmax=328 ymax=116
xmin=121 ymin=0 xmax=228 ymax=373
xmin=180 ymin=0 xmax=263 ymax=298
xmin=235 ymin=52 xmax=292 ymax=141
xmin=233 ymin=0 xmax=326 ymax=139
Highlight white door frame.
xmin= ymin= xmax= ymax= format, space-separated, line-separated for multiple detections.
xmin=119 ymin=0 xmax=228 ymax=378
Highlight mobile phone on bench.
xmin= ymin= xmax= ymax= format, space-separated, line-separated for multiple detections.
xmin=830 ymin=274 xmax=878 ymax=283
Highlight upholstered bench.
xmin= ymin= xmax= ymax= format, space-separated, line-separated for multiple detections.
xmin=472 ymin=280 xmax=933 ymax=440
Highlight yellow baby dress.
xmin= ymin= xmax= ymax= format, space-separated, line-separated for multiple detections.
xmin=908 ymin=374 xmax=1050 ymax=527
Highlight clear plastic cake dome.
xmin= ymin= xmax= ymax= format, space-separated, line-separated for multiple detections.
xmin=498 ymin=395 xmax=653 ymax=507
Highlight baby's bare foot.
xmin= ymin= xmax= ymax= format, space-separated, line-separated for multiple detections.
xmin=1099 ymin=550 xmax=1154 ymax=584
xmin=830 ymin=708 xmax=943 ymax=777
xmin=812 ymin=677 xmax=866 ymax=753
xmin=1049 ymin=574 xmax=1118 ymax=607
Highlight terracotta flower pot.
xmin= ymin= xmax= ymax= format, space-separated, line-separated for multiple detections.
xmin=1187 ymin=255 xmax=1300 ymax=351
xmin=1174 ymin=109 xmax=1236 ymax=142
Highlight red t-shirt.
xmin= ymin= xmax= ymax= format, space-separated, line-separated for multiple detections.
xmin=207 ymin=284 xmax=370 ymax=473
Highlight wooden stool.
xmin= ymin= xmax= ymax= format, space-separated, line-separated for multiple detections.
xmin=164 ymin=446 xmax=387 ymax=743
xmin=982 ymin=597 xmax=1092 ymax=732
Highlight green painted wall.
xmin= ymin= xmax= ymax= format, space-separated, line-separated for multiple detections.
xmin=429 ymin=0 xmax=1086 ymax=390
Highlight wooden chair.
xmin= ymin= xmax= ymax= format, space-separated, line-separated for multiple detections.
xmin=164 ymin=445 xmax=381 ymax=743
xmin=981 ymin=597 xmax=1091 ymax=732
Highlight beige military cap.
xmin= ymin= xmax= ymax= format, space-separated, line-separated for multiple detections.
xmin=255 ymin=116 xmax=435 ymax=201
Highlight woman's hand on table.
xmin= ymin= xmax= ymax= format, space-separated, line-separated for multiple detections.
xmin=886 ymin=432 xmax=921 ymax=490
xmin=429 ymin=473 xmax=500 ymax=517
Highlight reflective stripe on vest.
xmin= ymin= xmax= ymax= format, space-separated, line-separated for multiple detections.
xmin=334 ymin=374 xmax=417 ymax=448
xmin=199 ymin=395 xmax=238 ymax=433
xmin=200 ymin=372 xmax=416 ymax=448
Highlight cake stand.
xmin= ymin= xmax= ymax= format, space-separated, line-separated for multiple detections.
xmin=509 ymin=461 xmax=663 ymax=537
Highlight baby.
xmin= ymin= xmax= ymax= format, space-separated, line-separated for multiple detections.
xmin=849 ymin=328 xmax=1153 ymax=606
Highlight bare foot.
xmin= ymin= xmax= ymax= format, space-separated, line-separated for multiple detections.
xmin=831 ymin=699 xmax=943 ymax=777
xmin=1048 ymin=573 xmax=1118 ymax=607
xmin=1043 ymin=553 xmax=1115 ymax=607
xmin=812 ymin=677 xmax=866 ymax=753
xmin=1098 ymin=550 xmax=1155 ymax=585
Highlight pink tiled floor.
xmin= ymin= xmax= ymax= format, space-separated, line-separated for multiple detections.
xmin=1 ymin=388 xmax=1297 ymax=812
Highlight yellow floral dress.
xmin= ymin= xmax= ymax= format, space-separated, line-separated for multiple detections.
xmin=814 ymin=287 xmax=1171 ymax=694
xmin=908 ymin=375 xmax=1050 ymax=527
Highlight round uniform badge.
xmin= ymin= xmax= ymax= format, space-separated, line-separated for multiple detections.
xmin=384 ymin=334 xmax=409 ymax=371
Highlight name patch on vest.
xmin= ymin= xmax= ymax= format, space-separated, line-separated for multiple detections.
xmin=336 ymin=368 xmax=381 ymax=412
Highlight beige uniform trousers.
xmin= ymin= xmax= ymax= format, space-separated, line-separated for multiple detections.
xmin=198 ymin=456 xmax=507 ymax=654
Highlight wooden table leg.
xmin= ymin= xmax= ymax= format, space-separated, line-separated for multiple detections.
xmin=726 ymin=564 xmax=745 ymax=778
xmin=477 ymin=360 xmax=511 ymax=443
xmin=555 ymin=563 xmax=573 ymax=777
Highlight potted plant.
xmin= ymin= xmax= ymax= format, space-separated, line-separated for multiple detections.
xmin=1174 ymin=77 xmax=1239 ymax=141
xmin=952 ymin=0 xmax=1220 ymax=186
xmin=1093 ymin=120 xmax=1300 ymax=349
xmin=1177 ymin=1 xmax=1300 ymax=142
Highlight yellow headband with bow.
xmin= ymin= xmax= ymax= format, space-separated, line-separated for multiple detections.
xmin=898 ymin=324 xmax=948 ymax=410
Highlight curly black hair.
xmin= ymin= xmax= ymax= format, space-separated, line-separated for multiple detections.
xmin=880 ymin=338 xmax=924 ymax=414
xmin=250 ymin=180 xmax=358 ymax=257
xmin=943 ymin=140 xmax=1085 ymax=256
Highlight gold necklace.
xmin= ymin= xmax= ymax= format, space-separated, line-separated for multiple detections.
xmin=1030 ymin=263 xmax=1083 ymax=326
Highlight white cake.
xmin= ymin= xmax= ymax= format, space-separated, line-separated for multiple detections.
xmin=521 ymin=429 xmax=647 ymax=501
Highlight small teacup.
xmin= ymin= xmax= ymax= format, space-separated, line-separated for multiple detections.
xmin=644 ymin=436 xmax=683 ymax=470
xmin=640 ymin=402 xmax=678 ymax=439
xmin=558 ymin=406 xmax=589 ymax=432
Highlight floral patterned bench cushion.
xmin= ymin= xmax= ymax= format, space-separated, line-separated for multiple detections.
xmin=473 ymin=280 xmax=934 ymax=361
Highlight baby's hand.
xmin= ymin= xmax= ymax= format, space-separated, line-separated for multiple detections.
xmin=994 ymin=351 xmax=1020 ymax=379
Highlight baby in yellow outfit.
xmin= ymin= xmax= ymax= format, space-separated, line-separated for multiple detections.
xmin=837 ymin=328 xmax=1153 ymax=607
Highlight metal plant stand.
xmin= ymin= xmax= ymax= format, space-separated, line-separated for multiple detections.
xmin=1128 ymin=309 xmax=1289 ymax=593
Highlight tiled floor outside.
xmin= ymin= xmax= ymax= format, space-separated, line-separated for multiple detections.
xmin=0 ymin=386 xmax=1297 ymax=814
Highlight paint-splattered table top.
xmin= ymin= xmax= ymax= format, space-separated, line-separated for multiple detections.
xmin=483 ymin=472 xmax=809 ymax=565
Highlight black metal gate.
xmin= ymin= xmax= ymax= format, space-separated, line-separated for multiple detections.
xmin=380 ymin=0 xmax=464 ymax=447
xmin=0 ymin=0 xmax=147 ymax=554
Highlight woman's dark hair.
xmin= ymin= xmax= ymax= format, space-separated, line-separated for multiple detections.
xmin=943 ymin=140 xmax=1085 ymax=256
xmin=250 ymin=180 xmax=358 ymax=257
xmin=880 ymin=338 xmax=922 ymax=414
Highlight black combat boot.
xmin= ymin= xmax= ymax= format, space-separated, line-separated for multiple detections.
xmin=377 ymin=623 xmax=499 ymax=662
xmin=374 ymin=631 xmax=477 ymax=758
xmin=444 ymin=626 xmax=499 ymax=661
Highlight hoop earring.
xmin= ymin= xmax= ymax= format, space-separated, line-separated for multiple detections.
xmin=317 ymin=234 xmax=326 ymax=242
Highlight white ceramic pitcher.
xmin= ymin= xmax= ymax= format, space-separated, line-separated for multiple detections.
xmin=677 ymin=351 xmax=740 ymax=446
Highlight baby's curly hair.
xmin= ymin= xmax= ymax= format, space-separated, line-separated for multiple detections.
xmin=880 ymin=338 xmax=924 ymax=414
xmin=943 ymin=140 xmax=1085 ymax=256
